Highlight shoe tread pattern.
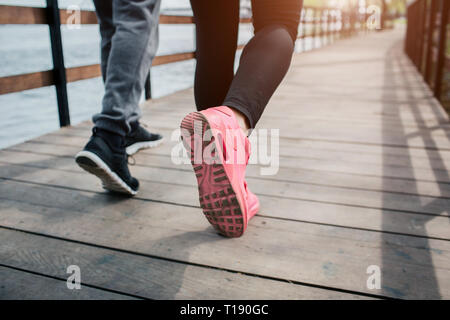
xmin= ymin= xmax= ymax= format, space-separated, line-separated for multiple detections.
xmin=181 ymin=112 xmax=244 ymax=238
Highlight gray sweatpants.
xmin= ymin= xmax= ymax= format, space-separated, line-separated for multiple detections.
xmin=92 ymin=0 xmax=161 ymax=137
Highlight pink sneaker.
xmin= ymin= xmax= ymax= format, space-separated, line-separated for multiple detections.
xmin=180 ymin=106 xmax=259 ymax=237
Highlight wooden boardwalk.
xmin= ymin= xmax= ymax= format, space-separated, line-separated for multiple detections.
xmin=1 ymin=28 xmax=450 ymax=300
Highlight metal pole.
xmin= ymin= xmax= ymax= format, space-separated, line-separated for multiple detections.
xmin=46 ymin=0 xmax=70 ymax=127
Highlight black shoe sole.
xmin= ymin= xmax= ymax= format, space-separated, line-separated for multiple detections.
xmin=125 ymin=137 xmax=164 ymax=156
xmin=75 ymin=150 xmax=138 ymax=196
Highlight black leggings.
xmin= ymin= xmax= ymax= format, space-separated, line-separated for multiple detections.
xmin=190 ymin=0 xmax=303 ymax=128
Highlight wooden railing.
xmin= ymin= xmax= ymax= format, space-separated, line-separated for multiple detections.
xmin=405 ymin=0 xmax=450 ymax=104
xmin=0 ymin=2 xmax=372 ymax=127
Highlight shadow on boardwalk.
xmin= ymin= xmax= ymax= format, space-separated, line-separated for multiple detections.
xmin=382 ymin=41 xmax=449 ymax=299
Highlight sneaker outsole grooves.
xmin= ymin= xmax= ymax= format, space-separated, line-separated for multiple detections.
xmin=180 ymin=111 xmax=245 ymax=238
xmin=75 ymin=150 xmax=137 ymax=196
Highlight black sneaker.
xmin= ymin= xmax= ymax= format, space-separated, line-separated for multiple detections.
xmin=125 ymin=124 xmax=163 ymax=155
xmin=75 ymin=129 xmax=139 ymax=196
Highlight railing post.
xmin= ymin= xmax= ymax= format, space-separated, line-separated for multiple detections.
xmin=409 ymin=3 xmax=417 ymax=62
xmin=301 ymin=8 xmax=306 ymax=52
xmin=425 ymin=0 xmax=438 ymax=84
xmin=413 ymin=1 xmax=421 ymax=67
xmin=364 ymin=4 xmax=368 ymax=34
xmin=343 ymin=11 xmax=348 ymax=38
xmin=406 ymin=3 xmax=413 ymax=58
xmin=329 ymin=9 xmax=332 ymax=43
xmin=414 ymin=3 xmax=419 ymax=64
xmin=330 ymin=9 xmax=334 ymax=41
xmin=350 ymin=7 xmax=355 ymax=36
xmin=434 ymin=0 xmax=450 ymax=99
xmin=46 ymin=0 xmax=70 ymax=127
xmin=329 ymin=9 xmax=334 ymax=43
xmin=346 ymin=10 xmax=350 ymax=37
xmin=417 ymin=0 xmax=427 ymax=72
xmin=324 ymin=9 xmax=327 ymax=44
xmin=380 ymin=0 xmax=386 ymax=30
xmin=336 ymin=9 xmax=339 ymax=39
xmin=312 ymin=8 xmax=316 ymax=49
xmin=319 ymin=9 xmax=322 ymax=47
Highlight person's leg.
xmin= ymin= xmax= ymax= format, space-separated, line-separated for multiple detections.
xmin=224 ymin=0 xmax=303 ymax=130
xmin=92 ymin=0 xmax=163 ymax=157
xmin=181 ymin=0 xmax=302 ymax=237
xmin=93 ymin=0 xmax=161 ymax=137
xmin=190 ymin=0 xmax=239 ymax=110
xmin=76 ymin=0 xmax=162 ymax=196
xmin=183 ymin=0 xmax=260 ymax=237
xmin=92 ymin=0 xmax=114 ymax=82
xmin=189 ymin=0 xmax=248 ymax=136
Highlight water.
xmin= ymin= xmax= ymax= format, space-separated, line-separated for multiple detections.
xmin=0 ymin=0 xmax=318 ymax=149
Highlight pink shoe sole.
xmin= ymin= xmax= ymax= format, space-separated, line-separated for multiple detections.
xmin=181 ymin=111 xmax=246 ymax=238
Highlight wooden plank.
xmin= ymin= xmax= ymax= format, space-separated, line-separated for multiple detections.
xmin=159 ymin=15 xmax=193 ymax=24
xmin=55 ymin=109 xmax=450 ymax=139
xmin=10 ymin=132 xmax=450 ymax=185
xmin=3 ymin=147 xmax=450 ymax=219
xmin=1 ymin=156 xmax=449 ymax=241
xmin=0 ymin=228 xmax=363 ymax=299
xmin=0 ymin=180 xmax=449 ymax=299
xmin=6 ymin=135 xmax=450 ymax=194
xmin=0 ymin=266 xmax=135 ymax=300
xmin=256 ymin=120 xmax=450 ymax=151
xmin=35 ymin=121 xmax=450 ymax=171
xmin=4 ymin=145 xmax=450 ymax=202
xmin=138 ymin=98 xmax=450 ymax=132
xmin=0 ymin=51 xmax=197 ymax=94
xmin=153 ymin=52 xmax=195 ymax=66
xmin=56 ymin=118 xmax=450 ymax=163
xmin=26 ymin=110 xmax=450 ymax=152
xmin=35 ymin=118 xmax=450 ymax=152
xmin=0 ymin=6 xmax=46 ymax=24
xmin=0 ymin=70 xmax=53 ymax=95
xmin=66 ymin=64 xmax=101 ymax=83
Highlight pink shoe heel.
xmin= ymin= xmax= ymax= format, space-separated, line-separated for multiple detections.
xmin=180 ymin=106 xmax=258 ymax=237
